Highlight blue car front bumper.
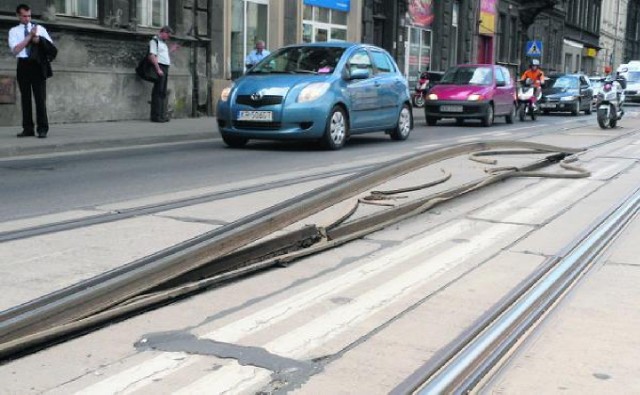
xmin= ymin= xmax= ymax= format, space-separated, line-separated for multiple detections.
xmin=216 ymin=100 xmax=332 ymax=140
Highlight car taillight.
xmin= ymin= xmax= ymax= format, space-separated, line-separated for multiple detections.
xmin=603 ymin=83 xmax=612 ymax=92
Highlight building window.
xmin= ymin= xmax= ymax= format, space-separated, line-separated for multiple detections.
xmin=509 ymin=16 xmax=518 ymax=63
xmin=407 ymin=27 xmax=431 ymax=84
xmin=138 ymin=0 xmax=168 ymax=28
xmin=55 ymin=0 xmax=97 ymax=18
xmin=451 ymin=1 xmax=459 ymax=66
xmin=497 ymin=13 xmax=507 ymax=62
xmin=231 ymin=0 xmax=269 ymax=79
xmin=302 ymin=5 xmax=348 ymax=43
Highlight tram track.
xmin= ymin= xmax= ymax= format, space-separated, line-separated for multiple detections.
xmin=0 ymin=121 xmax=638 ymax=364
xmin=392 ymin=185 xmax=640 ymax=395
xmin=0 ymin=141 xmax=588 ymax=361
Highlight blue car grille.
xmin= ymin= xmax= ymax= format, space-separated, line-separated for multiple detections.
xmin=233 ymin=121 xmax=282 ymax=130
xmin=236 ymin=95 xmax=283 ymax=107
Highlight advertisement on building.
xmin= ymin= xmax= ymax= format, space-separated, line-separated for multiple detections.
xmin=408 ymin=0 xmax=434 ymax=28
xmin=479 ymin=0 xmax=496 ymax=35
xmin=303 ymin=0 xmax=350 ymax=12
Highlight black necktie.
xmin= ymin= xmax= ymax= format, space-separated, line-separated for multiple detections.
xmin=24 ymin=25 xmax=31 ymax=57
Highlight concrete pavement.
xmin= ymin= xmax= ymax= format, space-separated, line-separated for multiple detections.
xmin=0 ymin=117 xmax=216 ymax=159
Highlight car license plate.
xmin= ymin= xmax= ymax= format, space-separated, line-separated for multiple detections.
xmin=238 ymin=110 xmax=273 ymax=121
xmin=440 ymin=105 xmax=463 ymax=113
xmin=540 ymin=103 xmax=556 ymax=108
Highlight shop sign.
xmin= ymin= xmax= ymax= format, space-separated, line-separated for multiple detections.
xmin=583 ymin=47 xmax=597 ymax=57
xmin=0 ymin=76 xmax=16 ymax=104
xmin=479 ymin=0 xmax=496 ymax=36
xmin=408 ymin=0 xmax=434 ymax=28
xmin=303 ymin=0 xmax=350 ymax=12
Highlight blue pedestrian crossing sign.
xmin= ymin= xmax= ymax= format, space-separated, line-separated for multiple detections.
xmin=526 ymin=41 xmax=543 ymax=57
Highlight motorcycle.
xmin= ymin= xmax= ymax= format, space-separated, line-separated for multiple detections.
xmin=412 ymin=71 xmax=430 ymax=108
xmin=517 ymin=78 xmax=540 ymax=121
xmin=596 ymin=76 xmax=626 ymax=129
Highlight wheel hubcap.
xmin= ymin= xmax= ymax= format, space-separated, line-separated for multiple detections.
xmin=330 ymin=112 xmax=345 ymax=144
xmin=399 ymin=108 xmax=411 ymax=136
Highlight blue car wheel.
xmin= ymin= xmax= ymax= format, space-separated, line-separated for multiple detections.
xmin=322 ymin=106 xmax=347 ymax=150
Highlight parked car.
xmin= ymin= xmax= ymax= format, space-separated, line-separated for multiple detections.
xmin=589 ymin=76 xmax=605 ymax=108
xmin=539 ymin=74 xmax=593 ymax=115
xmin=216 ymin=42 xmax=412 ymax=150
xmin=423 ymin=64 xmax=516 ymax=127
xmin=623 ymin=70 xmax=640 ymax=102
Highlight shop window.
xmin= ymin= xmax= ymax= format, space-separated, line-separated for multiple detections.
xmin=407 ymin=27 xmax=431 ymax=84
xmin=302 ymin=5 xmax=348 ymax=43
xmin=138 ymin=0 xmax=168 ymax=27
xmin=55 ymin=0 xmax=97 ymax=18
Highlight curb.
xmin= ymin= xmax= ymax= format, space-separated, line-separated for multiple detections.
xmin=0 ymin=132 xmax=215 ymax=159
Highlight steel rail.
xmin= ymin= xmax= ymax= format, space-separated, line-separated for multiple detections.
xmin=395 ymin=185 xmax=640 ymax=395
xmin=0 ymin=141 xmax=581 ymax=357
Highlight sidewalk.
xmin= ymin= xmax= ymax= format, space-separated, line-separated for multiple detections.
xmin=0 ymin=117 xmax=217 ymax=159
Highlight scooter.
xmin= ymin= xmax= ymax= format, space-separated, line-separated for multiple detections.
xmin=596 ymin=76 xmax=625 ymax=129
xmin=517 ymin=78 xmax=540 ymax=121
xmin=412 ymin=71 xmax=430 ymax=108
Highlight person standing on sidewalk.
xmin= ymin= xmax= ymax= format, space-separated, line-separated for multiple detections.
xmin=149 ymin=25 xmax=178 ymax=123
xmin=8 ymin=3 xmax=54 ymax=138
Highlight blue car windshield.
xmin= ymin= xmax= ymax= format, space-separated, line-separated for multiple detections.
xmin=440 ymin=67 xmax=493 ymax=85
xmin=249 ymin=46 xmax=346 ymax=75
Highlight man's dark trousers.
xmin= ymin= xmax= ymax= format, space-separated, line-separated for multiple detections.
xmin=17 ymin=58 xmax=48 ymax=135
xmin=151 ymin=64 xmax=169 ymax=121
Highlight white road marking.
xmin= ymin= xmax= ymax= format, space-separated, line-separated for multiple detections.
xmin=176 ymin=223 xmax=523 ymax=394
xmin=78 ymin=220 xmax=472 ymax=393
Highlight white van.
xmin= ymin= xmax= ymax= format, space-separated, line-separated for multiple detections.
xmin=622 ymin=63 xmax=640 ymax=102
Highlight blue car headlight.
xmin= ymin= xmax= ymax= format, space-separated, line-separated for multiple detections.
xmin=297 ymin=82 xmax=330 ymax=103
xmin=220 ymin=83 xmax=235 ymax=102
xmin=560 ymin=96 xmax=577 ymax=102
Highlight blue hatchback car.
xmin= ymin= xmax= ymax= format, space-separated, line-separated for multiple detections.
xmin=216 ymin=42 xmax=413 ymax=150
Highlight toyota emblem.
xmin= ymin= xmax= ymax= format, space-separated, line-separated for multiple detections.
xmin=251 ymin=92 xmax=263 ymax=101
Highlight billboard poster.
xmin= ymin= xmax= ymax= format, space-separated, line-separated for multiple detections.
xmin=479 ymin=0 xmax=496 ymax=36
xmin=408 ymin=0 xmax=434 ymax=28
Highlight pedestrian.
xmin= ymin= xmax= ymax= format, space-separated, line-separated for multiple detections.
xmin=149 ymin=25 xmax=178 ymax=123
xmin=8 ymin=3 xmax=54 ymax=138
xmin=245 ymin=40 xmax=270 ymax=69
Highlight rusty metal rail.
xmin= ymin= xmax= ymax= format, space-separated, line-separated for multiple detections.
xmin=0 ymin=141 xmax=583 ymax=360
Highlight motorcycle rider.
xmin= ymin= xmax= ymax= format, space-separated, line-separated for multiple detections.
xmin=520 ymin=59 xmax=545 ymax=108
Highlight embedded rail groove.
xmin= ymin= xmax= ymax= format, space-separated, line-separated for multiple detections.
xmin=393 ymin=186 xmax=640 ymax=394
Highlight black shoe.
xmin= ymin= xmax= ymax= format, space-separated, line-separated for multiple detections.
xmin=37 ymin=132 xmax=47 ymax=138
xmin=150 ymin=118 xmax=163 ymax=123
xmin=17 ymin=131 xmax=35 ymax=138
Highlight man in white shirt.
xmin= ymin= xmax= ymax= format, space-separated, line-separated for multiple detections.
xmin=245 ymin=40 xmax=270 ymax=70
xmin=8 ymin=3 xmax=53 ymax=138
xmin=149 ymin=25 xmax=178 ymax=123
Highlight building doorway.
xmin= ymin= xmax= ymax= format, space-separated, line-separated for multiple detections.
xmin=231 ymin=0 xmax=269 ymax=79
xmin=477 ymin=35 xmax=493 ymax=64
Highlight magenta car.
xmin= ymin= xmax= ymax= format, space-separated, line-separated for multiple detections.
xmin=424 ymin=64 xmax=516 ymax=127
